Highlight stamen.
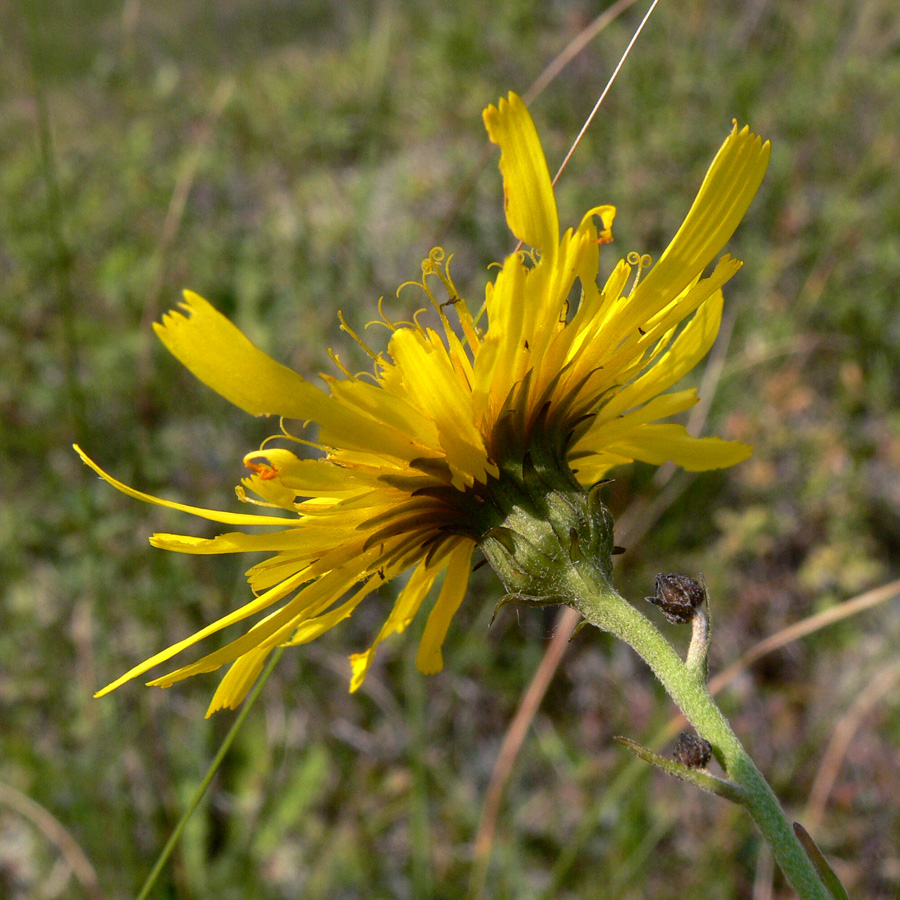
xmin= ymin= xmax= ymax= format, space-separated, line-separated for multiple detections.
xmin=377 ymin=295 xmax=398 ymax=330
xmin=510 ymin=246 xmax=539 ymax=268
xmin=328 ymin=348 xmax=354 ymax=377
xmin=267 ymin=423 xmax=325 ymax=454
xmin=396 ymin=262 xmax=438 ymax=335
xmin=338 ymin=311 xmax=379 ymax=360
xmin=365 ymin=299 xmax=402 ymax=336
xmin=412 ymin=308 xmax=432 ymax=336
xmin=234 ymin=485 xmax=282 ymax=508
xmin=396 ymin=248 xmax=480 ymax=360
xmin=626 ymin=251 xmax=653 ymax=293
xmin=425 ymin=249 xmax=456 ymax=300
xmin=438 ymin=254 xmax=481 ymax=351
xmin=419 ymin=250 xmax=454 ymax=332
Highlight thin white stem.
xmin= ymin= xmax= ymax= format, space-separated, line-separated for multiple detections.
xmin=552 ymin=0 xmax=661 ymax=186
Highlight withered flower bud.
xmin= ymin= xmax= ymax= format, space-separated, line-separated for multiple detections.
xmin=645 ymin=573 xmax=705 ymax=624
xmin=672 ymin=731 xmax=713 ymax=769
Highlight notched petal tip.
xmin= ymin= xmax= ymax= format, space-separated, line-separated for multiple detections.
xmin=483 ymin=91 xmax=559 ymax=255
xmin=730 ymin=119 xmax=772 ymax=157
xmin=623 ymin=121 xmax=769 ymax=327
xmin=153 ymin=289 xmax=334 ymax=424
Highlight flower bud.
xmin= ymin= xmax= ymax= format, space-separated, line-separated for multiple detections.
xmin=645 ymin=573 xmax=705 ymax=624
xmin=673 ymin=731 xmax=712 ymax=769
xmin=479 ymin=455 xmax=618 ymax=608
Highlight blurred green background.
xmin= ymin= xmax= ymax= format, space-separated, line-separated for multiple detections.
xmin=2 ymin=0 xmax=899 ymax=897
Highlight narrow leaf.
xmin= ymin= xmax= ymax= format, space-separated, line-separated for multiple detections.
xmin=793 ymin=823 xmax=850 ymax=900
xmin=614 ymin=736 xmax=746 ymax=803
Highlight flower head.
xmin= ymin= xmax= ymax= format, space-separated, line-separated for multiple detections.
xmin=78 ymin=92 xmax=769 ymax=714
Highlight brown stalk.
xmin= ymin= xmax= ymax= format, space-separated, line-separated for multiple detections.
xmin=0 ymin=780 xmax=102 ymax=900
xmin=804 ymin=655 xmax=900 ymax=834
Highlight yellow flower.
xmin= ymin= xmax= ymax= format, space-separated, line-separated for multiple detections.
xmin=77 ymin=92 xmax=769 ymax=715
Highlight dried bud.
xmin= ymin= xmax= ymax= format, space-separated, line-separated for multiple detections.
xmin=672 ymin=731 xmax=712 ymax=769
xmin=645 ymin=573 xmax=705 ymax=624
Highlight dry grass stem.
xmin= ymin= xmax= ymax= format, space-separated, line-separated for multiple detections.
xmin=0 ymin=781 xmax=101 ymax=900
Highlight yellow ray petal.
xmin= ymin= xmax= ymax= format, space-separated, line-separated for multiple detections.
xmin=244 ymin=530 xmax=378 ymax=593
xmin=323 ymin=376 xmax=441 ymax=452
xmin=601 ymin=291 xmax=724 ymax=419
xmin=93 ymin=567 xmax=310 ymax=697
xmin=243 ymin=449 xmax=368 ymax=497
xmin=573 ymin=390 xmax=700 ymax=462
xmin=75 ymin=445 xmax=301 ymax=526
xmin=205 ymin=646 xmax=272 ymax=716
xmin=158 ymin=300 xmax=436 ymax=471
xmin=483 ymin=92 xmax=559 ymax=255
xmin=598 ymin=255 xmax=740 ymax=379
xmin=522 ymin=227 xmax=585 ymax=367
xmin=604 ymin=423 xmax=752 ymax=470
xmin=145 ymin=565 xmax=376 ymax=688
xmin=149 ymin=529 xmax=308 ymax=555
xmin=239 ymin=472 xmax=302 ymax=510
xmin=626 ymin=124 xmax=769 ymax=323
xmin=282 ymin=575 xmax=384 ymax=647
xmin=349 ymin=559 xmax=440 ymax=691
xmin=155 ymin=290 xmax=335 ymax=422
xmin=606 ymin=388 xmax=700 ymax=434
xmin=565 ymin=204 xmax=616 ymax=323
xmin=389 ymin=327 xmax=493 ymax=487
xmin=570 ymin=450 xmax=639 ymax=485
xmin=473 ymin=254 xmax=528 ymax=422
xmin=415 ymin=540 xmax=475 ymax=675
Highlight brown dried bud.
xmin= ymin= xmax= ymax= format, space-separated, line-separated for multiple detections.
xmin=645 ymin=573 xmax=705 ymax=624
xmin=672 ymin=731 xmax=712 ymax=769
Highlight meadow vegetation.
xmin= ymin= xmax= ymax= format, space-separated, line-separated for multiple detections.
xmin=1 ymin=0 xmax=899 ymax=897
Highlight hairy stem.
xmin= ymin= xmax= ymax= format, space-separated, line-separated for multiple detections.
xmin=566 ymin=566 xmax=831 ymax=900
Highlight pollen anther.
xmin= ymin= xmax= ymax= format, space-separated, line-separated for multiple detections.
xmin=245 ymin=459 xmax=278 ymax=480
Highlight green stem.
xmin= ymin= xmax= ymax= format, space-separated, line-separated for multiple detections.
xmin=134 ymin=648 xmax=283 ymax=900
xmin=566 ymin=567 xmax=831 ymax=900
xmin=405 ymin=641 xmax=434 ymax=899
